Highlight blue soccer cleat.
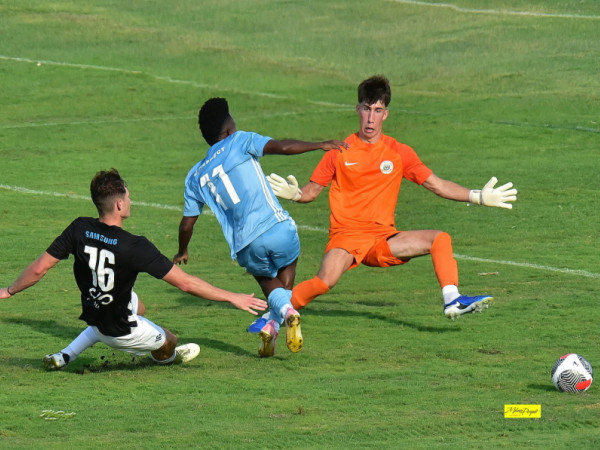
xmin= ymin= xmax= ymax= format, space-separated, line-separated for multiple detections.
xmin=444 ymin=295 xmax=493 ymax=320
xmin=247 ymin=312 xmax=271 ymax=333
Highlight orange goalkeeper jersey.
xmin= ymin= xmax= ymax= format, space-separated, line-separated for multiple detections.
xmin=310 ymin=133 xmax=433 ymax=234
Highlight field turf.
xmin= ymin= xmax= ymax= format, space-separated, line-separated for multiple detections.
xmin=1 ymin=1 xmax=599 ymax=448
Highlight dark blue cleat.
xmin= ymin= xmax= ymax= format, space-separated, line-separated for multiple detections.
xmin=444 ymin=295 xmax=493 ymax=320
xmin=247 ymin=314 xmax=270 ymax=333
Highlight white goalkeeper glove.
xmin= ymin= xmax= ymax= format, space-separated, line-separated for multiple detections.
xmin=267 ymin=173 xmax=302 ymax=201
xmin=469 ymin=177 xmax=518 ymax=209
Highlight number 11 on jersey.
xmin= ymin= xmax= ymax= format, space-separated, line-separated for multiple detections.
xmin=200 ymin=164 xmax=241 ymax=209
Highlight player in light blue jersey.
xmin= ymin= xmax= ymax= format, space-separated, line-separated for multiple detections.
xmin=174 ymin=98 xmax=347 ymax=357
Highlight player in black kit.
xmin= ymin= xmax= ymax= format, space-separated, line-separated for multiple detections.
xmin=0 ymin=169 xmax=266 ymax=369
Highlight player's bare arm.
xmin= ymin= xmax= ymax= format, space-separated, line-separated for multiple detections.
xmin=422 ymin=173 xmax=471 ymax=202
xmin=297 ymin=180 xmax=325 ymax=203
xmin=162 ymin=265 xmax=267 ymax=315
xmin=174 ymin=215 xmax=199 ymax=264
xmin=263 ymin=139 xmax=348 ymax=155
xmin=1 ymin=252 xmax=60 ymax=299
xmin=422 ymin=173 xmax=517 ymax=209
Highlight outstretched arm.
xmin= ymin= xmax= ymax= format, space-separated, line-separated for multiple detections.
xmin=267 ymin=174 xmax=325 ymax=204
xmin=421 ymin=174 xmax=471 ymax=202
xmin=422 ymin=174 xmax=517 ymax=209
xmin=162 ymin=265 xmax=267 ymax=315
xmin=173 ymin=216 xmax=198 ymax=265
xmin=263 ymin=139 xmax=347 ymax=155
xmin=0 ymin=252 xmax=60 ymax=299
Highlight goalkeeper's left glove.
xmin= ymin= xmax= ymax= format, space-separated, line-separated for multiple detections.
xmin=469 ymin=177 xmax=518 ymax=209
xmin=267 ymin=173 xmax=302 ymax=201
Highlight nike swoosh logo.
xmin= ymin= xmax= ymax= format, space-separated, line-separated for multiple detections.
xmin=344 ymin=162 xmax=358 ymax=166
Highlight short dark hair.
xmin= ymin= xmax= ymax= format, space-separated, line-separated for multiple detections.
xmin=358 ymin=75 xmax=391 ymax=107
xmin=198 ymin=97 xmax=231 ymax=146
xmin=90 ymin=168 xmax=127 ymax=216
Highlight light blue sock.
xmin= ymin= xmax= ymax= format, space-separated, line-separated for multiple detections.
xmin=267 ymin=288 xmax=292 ymax=325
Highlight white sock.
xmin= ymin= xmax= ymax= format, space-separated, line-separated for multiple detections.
xmin=279 ymin=304 xmax=292 ymax=322
xmin=442 ymin=285 xmax=460 ymax=305
xmin=62 ymin=326 xmax=100 ymax=362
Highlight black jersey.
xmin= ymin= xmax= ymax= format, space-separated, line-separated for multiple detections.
xmin=47 ymin=217 xmax=173 ymax=337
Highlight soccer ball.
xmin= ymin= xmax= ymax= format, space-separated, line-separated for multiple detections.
xmin=551 ymin=353 xmax=593 ymax=393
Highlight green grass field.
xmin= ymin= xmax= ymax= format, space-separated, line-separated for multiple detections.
xmin=1 ymin=0 xmax=599 ymax=448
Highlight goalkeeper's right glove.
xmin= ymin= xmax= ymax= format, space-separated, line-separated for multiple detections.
xmin=267 ymin=173 xmax=302 ymax=201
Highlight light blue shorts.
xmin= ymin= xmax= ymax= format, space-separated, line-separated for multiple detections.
xmin=236 ymin=219 xmax=300 ymax=278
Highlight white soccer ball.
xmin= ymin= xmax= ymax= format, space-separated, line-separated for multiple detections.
xmin=551 ymin=353 xmax=593 ymax=393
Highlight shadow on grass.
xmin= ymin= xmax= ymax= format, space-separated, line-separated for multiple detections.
xmin=305 ymin=306 xmax=461 ymax=333
xmin=3 ymin=316 xmax=83 ymax=340
xmin=65 ymin=337 xmax=257 ymax=373
xmin=528 ymin=383 xmax=557 ymax=392
xmin=193 ymin=336 xmax=256 ymax=357
xmin=3 ymin=316 xmax=257 ymax=371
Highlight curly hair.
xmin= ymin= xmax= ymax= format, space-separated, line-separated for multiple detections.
xmin=90 ymin=168 xmax=127 ymax=216
xmin=198 ymin=97 xmax=231 ymax=146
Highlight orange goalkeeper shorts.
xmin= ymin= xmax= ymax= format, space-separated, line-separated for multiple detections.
xmin=325 ymin=228 xmax=410 ymax=270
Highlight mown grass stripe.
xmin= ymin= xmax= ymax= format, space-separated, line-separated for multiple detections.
xmin=393 ymin=1 xmax=600 ymax=20
xmin=2 ymin=183 xmax=597 ymax=279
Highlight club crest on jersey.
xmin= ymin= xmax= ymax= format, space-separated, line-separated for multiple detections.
xmin=380 ymin=160 xmax=394 ymax=174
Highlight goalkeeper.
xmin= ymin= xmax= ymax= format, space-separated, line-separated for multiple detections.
xmin=267 ymin=75 xmax=517 ymax=320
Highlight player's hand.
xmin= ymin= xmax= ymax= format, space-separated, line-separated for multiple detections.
xmin=470 ymin=177 xmax=518 ymax=209
xmin=229 ymin=293 xmax=267 ymax=315
xmin=173 ymin=251 xmax=189 ymax=265
xmin=0 ymin=288 xmax=11 ymax=299
xmin=267 ymin=173 xmax=302 ymax=201
xmin=321 ymin=140 xmax=349 ymax=152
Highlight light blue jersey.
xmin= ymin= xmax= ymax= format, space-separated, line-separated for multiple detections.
xmin=183 ymin=130 xmax=293 ymax=261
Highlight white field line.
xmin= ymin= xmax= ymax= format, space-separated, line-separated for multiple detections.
xmin=2 ymin=112 xmax=598 ymax=135
xmin=0 ymin=116 xmax=189 ymax=130
xmin=1 ymin=183 xmax=598 ymax=279
xmin=0 ymin=183 xmax=181 ymax=211
xmin=493 ymin=120 xmax=600 ymax=134
xmin=392 ymin=0 xmax=600 ymax=20
xmin=0 ymin=55 xmax=354 ymax=110
xmin=453 ymin=254 xmax=600 ymax=279
xmin=0 ymin=109 xmax=353 ymax=131
xmin=1 ymin=55 xmax=598 ymax=135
